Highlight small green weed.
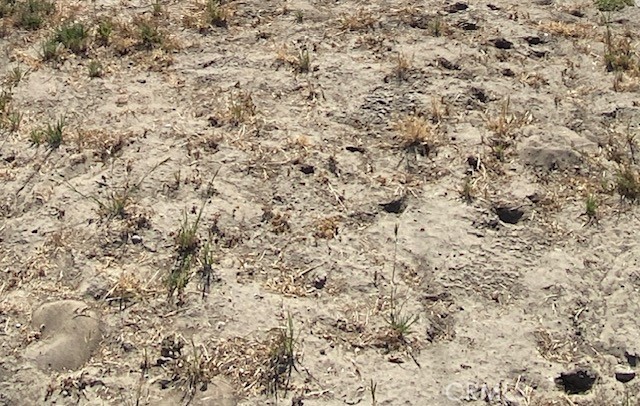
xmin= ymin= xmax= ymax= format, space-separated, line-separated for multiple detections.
xmin=460 ymin=177 xmax=475 ymax=203
xmin=5 ymin=110 xmax=22 ymax=132
xmin=0 ymin=89 xmax=11 ymax=113
xmin=152 ymin=0 xmax=163 ymax=17
xmin=175 ymin=203 xmax=205 ymax=255
xmin=585 ymin=194 xmax=598 ymax=223
xmin=385 ymin=305 xmax=419 ymax=339
xmin=167 ymin=253 xmax=194 ymax=304
xmin=6 ymin=66 xmax=29 ymax=87
xmin=265 ymin=313 xmax=298 ymax=399
xmin=88 ymin=60 xmax=103 ymax=78
xmin=31 ymin=117 xmax=65 ymax=149
xmin=95 ymin=18 xmax=113 ymax=46
xmin=175 ymin=339 xmax=210 ymax=403
xmin=429 ymin=16 xmax=444 ymax=37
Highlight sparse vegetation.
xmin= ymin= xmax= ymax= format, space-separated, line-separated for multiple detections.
xmin=135 ymin=17 xmax=163 ymax=49
xmin=603 ymin=26 xmax=638 ymax=74
xmin=4 ymin=1 xmax=640 ymax=404
xmin=12 ymin=0 xmax=55 ymax=30
xmin=65 ymin=158 xmax=169 ymax=219
xmin=428 ymin=16 xmax=446 ymax=37
xmin=4 ymin=110 xmax=22 ymax=132
xmin=391 ymin=52 xmax=412 ymax=81
xmin=460 ymin=177 xmax=475 ymax=203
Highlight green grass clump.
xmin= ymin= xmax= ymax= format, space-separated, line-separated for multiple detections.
xmin=40 ymin=38 xmax=60 ymax=61
xmin=136 ymin=18 xmax=163 ymax=49
xmin=616 ymin=167 xmax=640 ymax=202
xmin=54 ymin=22 xmax=88 ymax=54
xmin=31 ymin=116 xmax=65 ymax=149
xmin=596 ymin=0 xmax=634 ymax=11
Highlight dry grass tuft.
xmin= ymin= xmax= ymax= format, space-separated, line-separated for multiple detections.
xmin=394 ymin=114 xmax=441 ymax=157
xmin=339 ymin=9 xmax=377 ymax=31
xmin=533 ymin=328 xmax=579 ymax=363
xmin=314 ymin=216 xmax=340 ymax=239
xmin=538 ymin=21 xmax=595 ymax=39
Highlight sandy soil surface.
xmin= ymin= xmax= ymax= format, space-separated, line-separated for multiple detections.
xmin=2 ymin=0 xmax=640 ymax=404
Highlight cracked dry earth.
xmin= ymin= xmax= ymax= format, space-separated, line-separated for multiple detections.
xmin=2 ymin=0 xmax=640 ymax=405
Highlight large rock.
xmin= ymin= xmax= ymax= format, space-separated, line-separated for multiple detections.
xmin=155 ymin=377 xmax=238 ymax=406
xmin=25 ymin=300 xmax=102 ymax=371
xmin=519 ymin=126 xmax=593 ymax=172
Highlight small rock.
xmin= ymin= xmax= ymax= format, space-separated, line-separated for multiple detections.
xmin=131 ymin=235 xmax=143 ymax=244
xmin=625 ymin=350 xmax=639 ymax=367
xmin=446 ymin=2 xmax=468 ymax=13
xmin=379 ymin=196 xmax=408 ymax=214
xmin=493 ymin=38 xmax=513 ymax=49
xmin=555 ymin=368 xmax=597 ymax=394
xmin=615 ymin=368 xmax=636 ymax=383
xmin=494 ymin=205 xmax=525 ymax=224
xmin=527 ymin=193 xmax=542 ymax=204
xmin=207 ymin=116 xmax=221 ymax=127
xmin=458 ymin=21 xmax=478 ymax=30
xmin=436 ymin=57 xmax=461 ymax=71
xmin=300 ymin=164 xmax=315 ymax=175
xmin=467 ymin=155 xmax=480 ymax=170
xmin=313 ymin=274 xmax=327 ymax=289
xmin=121 ymin=342 xmax=135 ymax=353
xmin=524 ymin=36 xmax=544 ymax=45
xmin=345 ymin=146 xmax=366 ymax=153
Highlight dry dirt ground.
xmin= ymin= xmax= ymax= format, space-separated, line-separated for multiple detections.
xmin=2 ymin=0 xmax=640 ymax=404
